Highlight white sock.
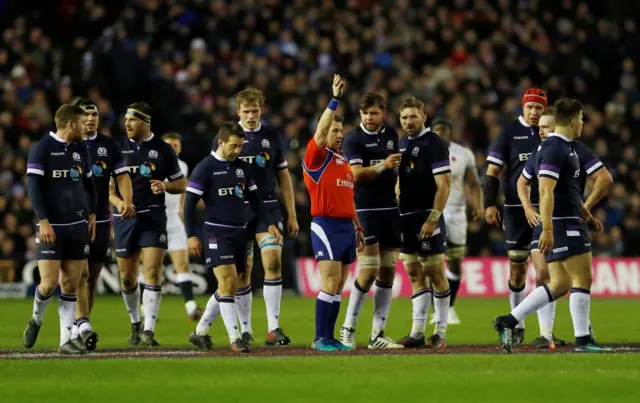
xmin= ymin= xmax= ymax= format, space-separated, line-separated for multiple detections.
xmin=537 ymin=300 xmax=556 ymax=341
xmin=32 ymin=287 xmax=53 ymax=325
xmin=58 ymin=294 xmax=77 ymax=346
xmin=185 ymin=300 xmax=198 ymax=316
xmin=343 ymin=280 xmax=369 ymax=329
xmin=75 ymin=316 xmax=92 ymax=335
xmin=509 ymin=283 xmax=527 ymax=329
xmin=78 ymin=320 xmax=92 ymax=334
xmin=121 ymin=285 xmax=141 ymax=323
xmin=219 ymin=295 xmax=240 ymax=343
xmin=263 ymin=278 xmax=283 ymax=332
xmin=235 ymin=285 xmax=253 ymax=334
xmin=371 ymin=280 xmax=393 ymax=338
xmin=511 ymin=285 xmax=554 ymax=322
xmin=143 ymin=285 xmax=162 ymax=332
xmin=570 ymin=288 xmax=591 ymax=338
xmin=410 ymin=288 xmax=432 ymax=337
xmin=196 ymin=292 xmax=221 ymax=335
xmin=71 ymin=323 xmax=79 ymax=340
xmin=433 ymin=289 xmax=451 ymax=337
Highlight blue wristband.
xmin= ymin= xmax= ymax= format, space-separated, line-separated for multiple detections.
xmin=328 ymin=98 xmax=339 ymax=111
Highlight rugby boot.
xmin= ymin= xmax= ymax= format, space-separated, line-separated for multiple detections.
xmin=340 ymin=327 xmax=356 ymax=349
xmin=81 ymin=329 xmax=99 ymax=351
xmin=57 ymin=341 xmax=86 ymax=355
xmin=398 ymin=333 xmax=426 ymax=348
xmin=425 ymin=334 xmax=447 ymax=349
xmin=22 ymin=319 xmax=41 ymax=348
xmin=493 ymin=316 xmax=515 ymax=353
xmin=574 ymin=336 xmax=615 ymax=353
xmin=513 ymin=328 xmax=525 ymax=344
xmin=242 ymin=332 xmax=254 ymax=347
xmin=187 ymin=307 xmax=204 ymax=322
xmin=330 ymin=338 xmax=354 ymax=351
xmin=70 ymin=336 xmax=88 ymax=353
xmin=231 ymin=338 xmax=250 ymax=353
xmin=553 ymin=334 xmax=568 ymax=347
xmin=128 ymin=322 xmax=142 ymax=346
xmin=526 ymin=336 xmax=555 ymax=350
xmin=312 ymin=338 xmax=338 ymax=351
xmin=265 ymin=328 xmax=291 ymax=346
xmin=368 ymin=331 xmax=404 ymax=349
xmin=140 ymin=330 xmax=160 ymax=347
xmin=189 ymin=331 xmax=213 ymax=350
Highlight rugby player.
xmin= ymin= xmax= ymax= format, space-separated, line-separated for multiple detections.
xmin=494 ymin=98 xmax=614 ymax=353
xmin=110 ymin=102 xmax=187 ymax=347
xmin=69 ymin=99 xmax=132 ymax=351
xmin=340 ymin=92 xmax=403 ymax=349
xmin=22 ymin=104 xmax=96 ymax=354
xmin=484 ymin=88 xmax=547 ymax=344
xmin=162 ymin=132 xmax=203 ymax=321
xmin=429 ymin=117 xmax=483 ymax=325
xmin=303 ymin=75 xmax=365 ymax=351
xmin=234 ymin=88 xmax=298 ymax=346
xmin=185 ymin=122 xmax=281 ymax=353
xmin=517 ymin=110 xmax=612 ymax=349
xmin=395 ymin=97 xmax=452 ymax=349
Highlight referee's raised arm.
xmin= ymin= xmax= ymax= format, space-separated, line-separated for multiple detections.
xmin=313 ymin=74 xmax=346 ymax=148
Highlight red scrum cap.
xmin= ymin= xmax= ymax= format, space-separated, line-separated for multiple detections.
xmin=522 ymin=87 xmax=548 ymax=110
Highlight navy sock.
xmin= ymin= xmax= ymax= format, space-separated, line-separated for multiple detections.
xmin=315 ymin=291 xmax=334 ymax=341
xmin=327 ymin=294 xmax=341 ymax=340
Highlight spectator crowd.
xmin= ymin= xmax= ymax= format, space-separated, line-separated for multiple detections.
xmin=1 ymin=0 xmax=640 ymax=281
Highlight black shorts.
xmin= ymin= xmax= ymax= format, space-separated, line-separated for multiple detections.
xmin=88 ymin=220 xmax=112 ymax=263
xmin=37 ymin=220 xmax=89 ymax=261
xmin=503 ymin=205 xmax=533 ymax=251
xmin=204 ymin=224 xmax=248 ymax=273
xmin=113 ymin=211 xmax=167 ymax=258
xmin=545 ymin=219 xmax=592 ymax=263
xmin=357 ymin=208 xmax=402 ymax=249
xmin=246 ymin=202 xmax=284 ymax=236
xmin=400 ymin=212 xmax=447 ymax=257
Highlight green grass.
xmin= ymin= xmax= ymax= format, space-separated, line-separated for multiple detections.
xmin=1 ymin=296 xmax=639 ymax=402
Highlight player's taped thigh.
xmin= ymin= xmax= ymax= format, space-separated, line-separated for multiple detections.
xmin=380 ymin=250 xmax=399 ymax=268
xmin=446 ymin=245 xmax=465 ymax=261
xmin=418 ymin=254 xmax=444 ymax=267
xmin=258 ymin=234 xmax=282 ymax=252
xmin=358 ymin=254 xmax=380 ymax=270
xmin=508 ymin=249 xmax=530 ymax=264
xmin=399 ymin=253 xmax=419 ymax=264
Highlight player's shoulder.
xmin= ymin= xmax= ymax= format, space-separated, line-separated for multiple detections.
xmin=344 ymin=127 xmax=364 ymax=142
xmin=573 ymin=140 xmax=593 ymax=156
xmin=383 ymin=125 xmax=399 ymax=137
xmin=260 ymin=124 xmax=283 ymax=139
xmin=426 ymin=129 xmax=447 ymax=147
xmin=32 ymin=133 xmax=53 ymax=149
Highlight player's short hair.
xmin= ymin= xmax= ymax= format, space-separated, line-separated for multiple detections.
xmin=236 ymin=88 xmax=265 ymax=108
xmin=541 ymin=109 xmax=554 ymax=117
xmin=552 ymin=98 xmax=583 ymax=125
xmin=359 ymin=92 xmax=387 ymax=111
xmin=217 ymin=121 xmax=246 ymax=143
xmin=399 ymin=97 xmax=425 ymax=114
xmin=315 ymin=114 xmax=344 ymax=124
xmin=54 ymin=104 xmax=87 ymax=129
xmin=126 ymin=102 xmax=152 ymax=124
xmin=162 ymin=132 xmax=182 ymax=142
xmin=74 ymin=98 xmax=98 ymax=113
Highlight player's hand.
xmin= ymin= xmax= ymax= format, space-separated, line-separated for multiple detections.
xmin=356 ymin=230 xmax=365 ymax=252
xmin=332 ymin=74 xmax=346 ymax=98
xmin=524 ymin=206 xmax=541 ymax=228
xmin=471 ymin=205 xmax=484 ymax=221
xmin=118 ymin=201 xmax=136 ymax=218
xmin=420 ymin=220 xmax=438 ymax=240
xmin=188 ymin=236 xmax=202 ymax=256
xmin=585 ymin=215 xmax=603 ymax=236
xmin=287 ymin=217 xmax=299 ymax=238
xmin=88 ymin=214 xmax=96 ymax=243
xmin=38 ymin=219 xmax=56 ymax=244
xmin=538 ymin=230 xmax=554 ymax=255
xmin=384 ymin=153 xmax=402 ymax=170
xmin=268 ymin=225 xmax=282 ymax=246
xmin=150 ymin=180 xmax=165 ymax=194
xmin=485 ymin=206 xmax=501 ymax=227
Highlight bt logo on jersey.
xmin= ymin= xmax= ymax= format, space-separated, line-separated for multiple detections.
xmin=53 ymin=166 xmax=83 ymax=181
xmin=518 ymin=153 xmax=532 ymax=161
xmin=218 ymin=184 xmax=245 ymax=198
xmin=130 ymin=162 xmax=156 ymax=177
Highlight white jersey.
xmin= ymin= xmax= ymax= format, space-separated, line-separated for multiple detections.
xmin=165 ymin=159 xmax=188 ymax=219
xmin=445 ymin=141 xmax=476 ymax=210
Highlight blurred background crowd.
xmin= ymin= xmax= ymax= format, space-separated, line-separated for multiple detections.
xmin=1 ymin=0 xmax=640 ymax=282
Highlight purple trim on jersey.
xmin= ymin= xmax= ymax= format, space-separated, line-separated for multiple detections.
xmin=187 ymin=181 xmax=204 ymax=191
xmin=583 ymin=159 xmax=599 ymax=170
xmin=489 ymin=152 xmax=503 ymax=159
xmin=27 ymin=163 xmax=44 ymax=169
xmin=114 ymin=161 xmax=126 ymax=169
xmin=566 ymin=224 xmax=580 ymax=231
xmin=432 ymin=160 xmax=450 ymax=168
xmin=539 ymin=164 xmax=560 ymax=173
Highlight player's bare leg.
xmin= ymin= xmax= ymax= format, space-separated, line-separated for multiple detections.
xmin=398 ymin=254 xmax=431 ymax=348
xmin=139 ymin=247 xmax=165 ymax=346
xmin=236 ymin=245 xmax=253 ymax=345
xmin=342 ymin=243 xmax=379 ymax=347
xmin=23 ymin=259 xmax=60 ymax=349
xmin=117 ymin=250 xmax=142 ymax=346
xmin=256 ymin=231 xmax=290 ymax=345
xmin=313 ymin=260 xmax=352 ymax=351
xmin=57 ymin=259 xmax=85 ymax=354
xmin=72 ymin=260 xmax=100 ymax=350
xmin=508 ymin=251 xmax=529 ymax=343
xmin=171 ymin=249 xmax=202 ymax=321
xmin=420 ymin=254 xmax=449 ymax=348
